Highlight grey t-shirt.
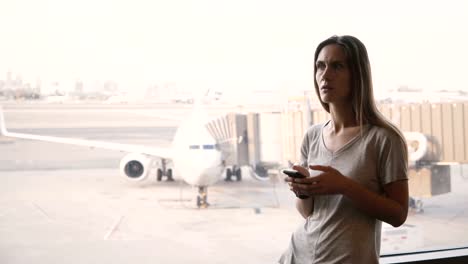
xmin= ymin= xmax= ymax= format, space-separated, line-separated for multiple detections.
xmin=279 ymin=122 xmax=408 ymax=264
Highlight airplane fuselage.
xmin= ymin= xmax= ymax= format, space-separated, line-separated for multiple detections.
xmin=172 ymin=145 xmax=224 ymax=186
xmin=171 ymin=108 xmax=225 ymax=186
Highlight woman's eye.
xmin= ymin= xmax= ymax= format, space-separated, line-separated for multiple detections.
xmin=316 ymin=63 xmax=325 ymax=70
xmin=333 ymin=63 xmax=344 ymax=70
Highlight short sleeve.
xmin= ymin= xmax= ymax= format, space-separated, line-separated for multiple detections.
xmin=299 ymin=131 xmax=310 ymax=168
xmin=378 ymin=130 xmax=408 ymax=185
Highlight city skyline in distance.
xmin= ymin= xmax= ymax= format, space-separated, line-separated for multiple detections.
xmin=1 ymin=0 xmax=467 ymax=96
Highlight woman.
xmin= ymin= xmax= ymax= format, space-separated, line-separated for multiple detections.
xmin=279 ymin=35 xmax=409 ymax=264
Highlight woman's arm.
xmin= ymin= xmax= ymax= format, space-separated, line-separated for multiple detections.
xmin=296 ymin=197 xmax=315 ymax=219
xmin=291 ymin=165 xmax=409 ymax=227
xmin=342 ymin=178 xmax=408 ymax=227
xmin=286 ymin=164 xmax=315 ymax=219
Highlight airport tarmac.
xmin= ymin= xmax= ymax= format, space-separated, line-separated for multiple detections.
xmin=0 ymin=102 xmax=300 ymax=264
xmin=0 ymin=168 xmax=301 ymax=264
xmin=1 ymin=102 xmax=468 ymax=263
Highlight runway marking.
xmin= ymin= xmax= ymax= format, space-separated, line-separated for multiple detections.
xmin=31 ymin=201 xmax=51 ymax=220
xmin=104 ymin=215 xmax=124 ymax=240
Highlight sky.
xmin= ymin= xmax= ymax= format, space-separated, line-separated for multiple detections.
xmin=0 ymin=0 xmax=467 ymax=96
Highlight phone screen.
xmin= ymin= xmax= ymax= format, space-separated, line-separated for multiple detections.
xmin=282 ymin=169 xmax=305 ymax=178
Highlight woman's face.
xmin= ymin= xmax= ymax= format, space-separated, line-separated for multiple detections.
xmin=315 ymin=44 xmax=352 ymax=105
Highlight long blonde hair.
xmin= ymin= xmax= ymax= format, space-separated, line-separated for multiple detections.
xmin=314 ymin=35 xmax=408 ymax=160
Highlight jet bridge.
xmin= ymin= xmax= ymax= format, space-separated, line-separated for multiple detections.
xmin=205 ymin=112 xmax=284 ymax=180
xmin=205 ymin=113 xmax=248 ymax=181
xmin=287 ymin=102 xmax=467 ymax=213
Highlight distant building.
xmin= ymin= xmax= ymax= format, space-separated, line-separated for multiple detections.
xmin=74 ymin=80 xmax=84 ymax=93
xmin=102 ymin=80 xmax=118 ymax=94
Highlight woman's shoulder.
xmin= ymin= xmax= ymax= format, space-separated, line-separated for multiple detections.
xmin=304 ymin=122 xmax=327 ymax=139
xmin=306 ymin=122 xmax=326 ymax=133
xmin=367 ymin=124 xmax=404 ymax=145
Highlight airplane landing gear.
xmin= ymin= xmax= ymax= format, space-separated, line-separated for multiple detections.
xmin=167 ymin=169 xmax=174 ymax=181
xmin=197 ymin=186 xmax=209 ymax=208
xmin=156 ymin=168 xmax=174 ymax=181
xmin=156 ymin=159 xmax=174 ymax=181
xmin=225 ymin=166 xmax=242 ymax=181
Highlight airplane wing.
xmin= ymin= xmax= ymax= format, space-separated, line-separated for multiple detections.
xmin=0 ymin=107 xmax=173 ymax=159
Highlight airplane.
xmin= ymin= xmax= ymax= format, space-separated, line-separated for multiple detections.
xmin=0 ymin=104 xmax=269 ymax=208
xmin=1 ymin=97 xmax=430 ymax=210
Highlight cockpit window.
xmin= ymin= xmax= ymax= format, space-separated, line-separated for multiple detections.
xmin=189 ymin=145 xmax=215 ymax=150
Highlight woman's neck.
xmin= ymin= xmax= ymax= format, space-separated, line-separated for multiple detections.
xmin=328 ymin=103 xmax=358 ymax=133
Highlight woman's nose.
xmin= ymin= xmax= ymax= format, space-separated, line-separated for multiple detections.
xmin=322 ymin=66 xmax=333 ymax=81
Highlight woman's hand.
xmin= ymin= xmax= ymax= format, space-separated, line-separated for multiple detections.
xmin=289 ymin=165 xmax=409 ymax=226
xmin=288 ymin=165 xmax=351 ymax=196
xmin=284 ymin=165 xmax=310 ymax=197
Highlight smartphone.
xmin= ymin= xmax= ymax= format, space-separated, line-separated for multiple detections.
xmin=282 ymin=169 xmax=309 ymax=199
xmin=282 ymin=169 xmax=306 ymax=178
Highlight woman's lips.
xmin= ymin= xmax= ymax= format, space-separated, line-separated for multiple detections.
xmin=321 ymin=85 xmax=333 ymax=92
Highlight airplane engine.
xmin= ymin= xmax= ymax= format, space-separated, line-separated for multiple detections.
xmin=403 ymin=132 xmax=428 ymax=163
xmin=119 ymin=153 xmax=152 ymax=182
